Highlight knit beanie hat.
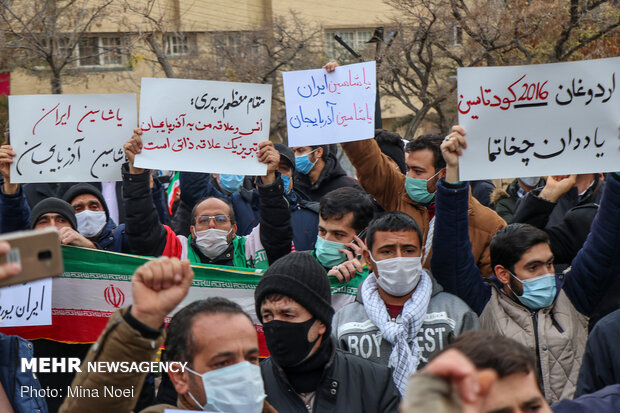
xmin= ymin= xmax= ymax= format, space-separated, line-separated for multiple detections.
xmin=375 ymin=129 xmax=406 ymax=174
xmin=63 ymin=183 xmax=109 ymax=221
xmin=30 ymin=197 xmax=77 ymax=230
xmin=255 ymin=252 xmax=334 ymax=330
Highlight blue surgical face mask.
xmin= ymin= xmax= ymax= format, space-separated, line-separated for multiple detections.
xmin=508 ymin=272 xmax=557 ymax=310
xmin=281 ymin=174 xmax=293 ymax=194
xmin=315 ymin=236 xmax=348 ymax=268
xmin=186 ymin=361 xmax=266 ymax=413
xmin=295 ymin=149 xmax=318 ymax=175
xmin=220 ymin=174 xmax=244 ymax=193
xmin=404 ymin=169 xmax=441 ymax=204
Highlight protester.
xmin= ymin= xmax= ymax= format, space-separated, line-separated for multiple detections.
xmin=511 ymin=174 xmax=603 ymax=271
xmin=332 ymin=211 xmax=479 ymax=394
xmin=575 ymin=308 xmax=620 ymax=396
xmin=491 ymin=177 xmax=546 ymax=223
xmin=59 ymin=256 xmax=276 ymax=413
xmin=122 ymin=129 xmax=292 ymax=268
xmin=431 ymin=126 xmax=620 ymax=403
xmin=401 ymin=331 xmax=620 ymax=413
xmin=291 ymin=144 xmax=362 ymax=202
xmin=509 ymin=172 xmax=618 ymax=328
xmin=0 ymin=145 xmax=131 ymax=251
xmin=318 ymin=63 xmax=505 ymax=277
xmin=177 ymin=143 xmax=319 ymax=250
xmin=255 ymin=252 xmax=401 ymax=412
xmin=313 ymin=187 xmax=373 ymax=284
xmin=177 ymin=171 xmax=260 ymax=237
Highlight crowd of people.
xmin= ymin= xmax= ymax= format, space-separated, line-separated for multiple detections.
xmin=0 ymin=62 xmax=618 ymax=413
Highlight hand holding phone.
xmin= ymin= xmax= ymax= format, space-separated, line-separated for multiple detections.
xmin=0 ymin=228 xmax=64 ymax=288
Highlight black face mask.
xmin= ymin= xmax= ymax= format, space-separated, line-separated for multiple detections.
xmin=263 ymin=317 xmax=319 ymax=367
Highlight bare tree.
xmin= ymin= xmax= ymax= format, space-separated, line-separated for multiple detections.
xmin=0 ymin=0 xmax=114 ymax=94
xmin=121 ymin=2 xmax=325 ymax=140
xmin=380 ymin=0 xmax=619 ymax=138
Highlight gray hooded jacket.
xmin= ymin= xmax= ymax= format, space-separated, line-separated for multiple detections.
xmin=332 ymin=271 xmax=480 ymax=369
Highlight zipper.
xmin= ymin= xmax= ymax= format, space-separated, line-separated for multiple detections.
xmin=531 ymin=311 xmax=546 ymax=394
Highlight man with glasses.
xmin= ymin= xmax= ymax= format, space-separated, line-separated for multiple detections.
xmin=121 ymin=129 xmax=292 ymax=269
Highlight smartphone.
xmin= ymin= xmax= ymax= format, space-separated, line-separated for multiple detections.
xmin=0 ymin=228 xmax=63 ymax=288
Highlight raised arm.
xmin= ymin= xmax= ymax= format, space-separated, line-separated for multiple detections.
xmin=341 ymin=138 xmax=406 ymax=211
xmin=256 ymin=141 xmax=292 ymax=265
xmin=122 ymin=129 xmax=169 ymax=257
xmin=59 ymin=257 xmax=194 ymax=413
xmin=431 ymin=127 xmax=492 ymax=315
xmin=0 ymin=144 xmax=30 ymax=233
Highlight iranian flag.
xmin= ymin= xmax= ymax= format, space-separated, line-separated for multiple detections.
xmin=167 ymin=172 xmax=180 ymax=214
xmin=0 ymin=246 xmax=362 ymax=356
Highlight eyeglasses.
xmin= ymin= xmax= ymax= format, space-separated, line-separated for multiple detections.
xmin=195 ymin=215 xmax=230 ymax=226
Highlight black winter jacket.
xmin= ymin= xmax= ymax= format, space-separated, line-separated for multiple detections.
xmin=122 ymin=164 xmax=292 ymax=266
xmin=293 ymin=153 xmax=362 ymax=202
xmin=261 ymin=341 xmax=400 ymax=413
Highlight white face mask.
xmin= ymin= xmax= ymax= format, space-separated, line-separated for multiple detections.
xmin=186 ymin=361 xmax=266 ymax=413
xmin=370 ymin=252 xmax=423 ymax=297
xmin=76 ymin=210 xmax=106 ymax=238
xmin=194 ymin=228 xmax=231 ymax=259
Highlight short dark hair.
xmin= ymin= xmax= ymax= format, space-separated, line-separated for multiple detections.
xmin=446 ymin=331 xmax=537 ymax=381
xmin=190 ymin=197 xmax=236 ymax=225
xmin=366 ymin=211 xmax=423 ymax=252
xmin=490 ymin=223 xmax=550 ymax=273
xmin=164 ymin=297 xmax=252 ymax=364
xmin=319 ymin=187 xmax=374 ymax=233
xmin=311 ymin=144 xmax=330 ymax=158
xmin=405 ymin=133 xmax=446 ymax=172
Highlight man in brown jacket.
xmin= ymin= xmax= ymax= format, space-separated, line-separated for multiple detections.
xmin=59 ymin=257 xmax=276 ymax=413
xmin=341 ymin=134 xmax=505 ymax=276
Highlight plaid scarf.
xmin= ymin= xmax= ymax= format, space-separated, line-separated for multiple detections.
xmin=361 ymin=271 xmax=432 ymax=395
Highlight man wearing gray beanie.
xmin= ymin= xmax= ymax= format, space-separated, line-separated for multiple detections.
xmin=255 ymin=252 xmax=400 ymax=413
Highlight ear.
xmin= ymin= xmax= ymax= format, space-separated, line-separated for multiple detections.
xmin=362 ymin=248 xmax=375 ymax=274
xmin=439 ymin=168 xmax=446 ymax=179
xmin=317 ymin=319 xmax=326 ymax=336
xmin=229 ymin=224 xmax=237 ymax=239
xmin=190 ymin=225 xmax=196 ymax=238
xmin=494 ymin=265 xmax=511 ymax=286
xmin=315 ymin=146 xmax=324 ymax=160
xmin=169 ymin=368 xmax=191 ymax=396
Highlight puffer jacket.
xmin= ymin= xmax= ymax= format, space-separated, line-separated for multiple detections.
xmin=342 ymin=139 xmax=506 ymax=276
xmin=261 ymin=337 xmax=400 ymax=413
xmin=332 ymin=272 xmax=479 ymax=369
xmin=431 ymin=175 xmax=620 ymax=403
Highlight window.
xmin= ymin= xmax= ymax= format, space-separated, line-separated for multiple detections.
xmin=453 ymin=26 xmax=463 ymax=46
xmin=213 ymin=32 xmax=261 ymax=62
xmin=324 ymin=29 xmax=373 ymax=60
xmin=165 ymin=34 xmax=189 ymax=57
xmin=77 ymin=36 xmax=126 ymax=67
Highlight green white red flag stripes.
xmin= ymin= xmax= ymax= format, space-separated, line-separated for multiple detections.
xmin=0 ymin=246 xmax=363 ymax=356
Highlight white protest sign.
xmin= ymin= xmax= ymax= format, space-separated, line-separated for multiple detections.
xmin=283 ymin=61 xmax=376 ymax=147
xmin=0 ymin=278 xmax=51 ymax=327
xmin=9 ymin=94 xmax=137 ymax=183
xmin=135 ymin=78 xmax=271 ymax=176
xmin=457 ymin=56 xmax=620 ymax=181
